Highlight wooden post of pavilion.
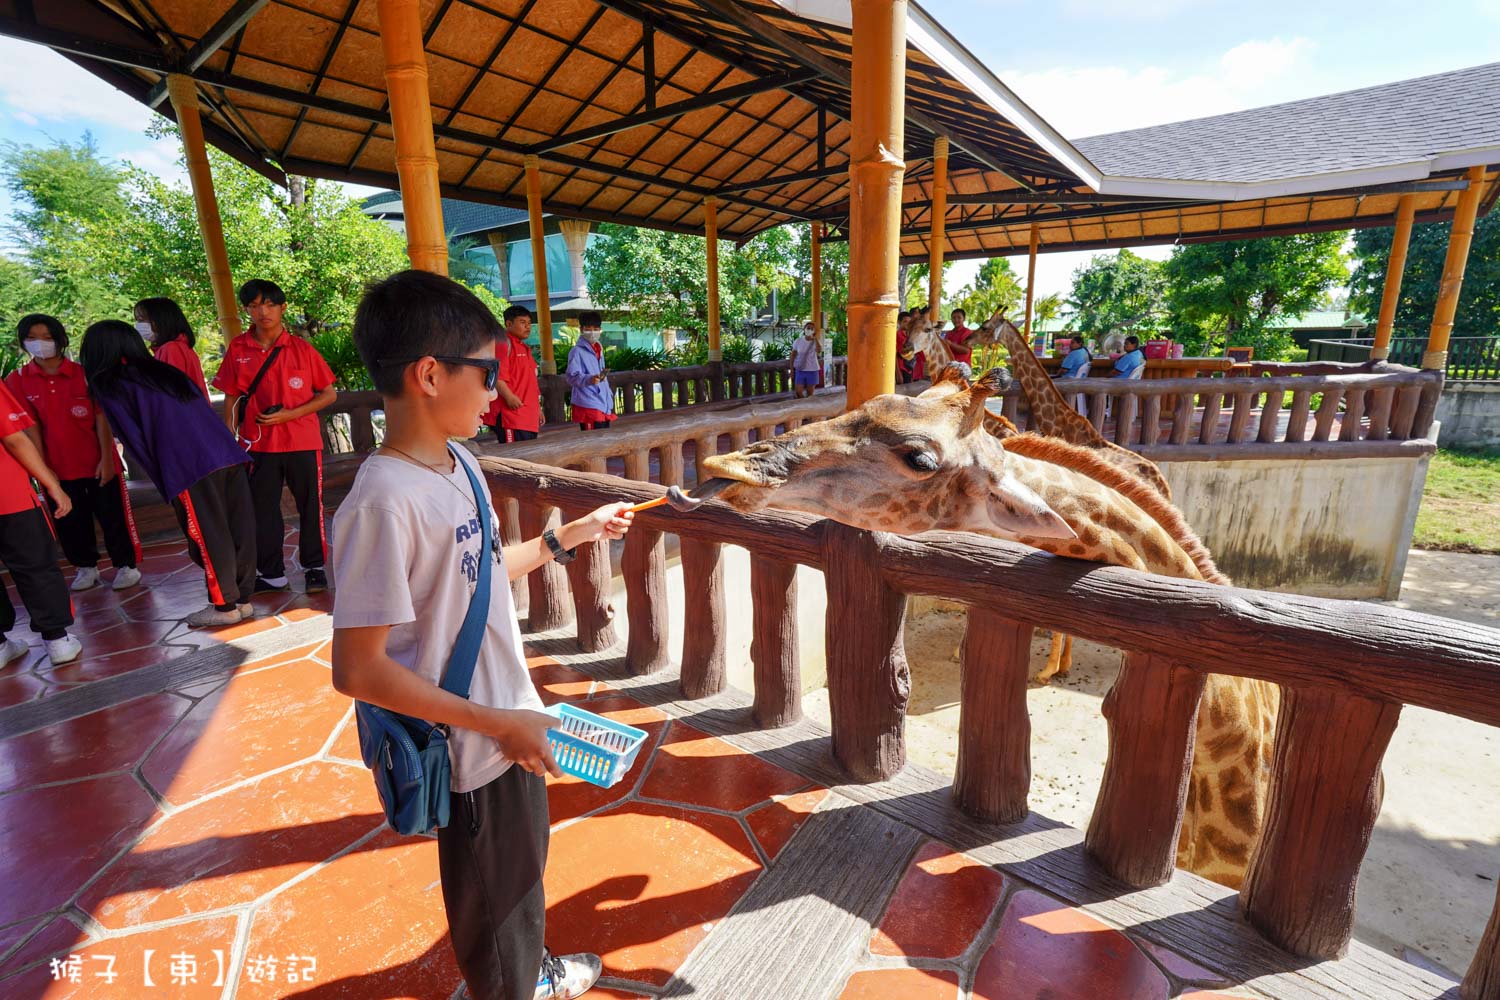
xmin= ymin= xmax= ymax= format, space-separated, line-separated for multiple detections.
xmin=1424 ymin=166 xmax=1485 ymax=370
xmin=1022 ymin=222 xmax=1039 ymax=348
xmin=927 ymin=136 xmax=949 ymax=323
xmin=810 ymin=221 xmax=823 ymax=333
xmin=705 ymin=195 xmax=722 ymax=362
xmin=1371 ymin=195 xmax=1416 ymax=362
xmin=376 ymin=0 xmax=447 ymax=275
xmin=845 ymin=0 xmax=909 ymax=409
xmin=164 ymin=75 xmax=242 ymax=342
xmin=523 ymin=155 xmax=556 ymax=376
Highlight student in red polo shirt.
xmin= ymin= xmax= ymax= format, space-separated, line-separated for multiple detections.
xmin=135 ymin=297 xmax=210 ymax=399
xmin=0 ymin=375 xmax=80 ymax=666
xmin=213 ymin=279 xmax=337 ymax=595
xmin=485 ymin=304 xmax=543 ymax=443
xmin=7 ymin=314 xmax=141 ymax=594
xmin=943 ymin=308 xmax=975 ymax=366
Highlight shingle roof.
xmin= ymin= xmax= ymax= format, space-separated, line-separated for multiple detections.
xmin=1076 ymin=62 xmax=1500 ymax=189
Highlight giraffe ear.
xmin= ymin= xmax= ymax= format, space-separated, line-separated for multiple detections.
xmin=985 ymin=472 xmax=1076 ymax=540
xmin=954 ymin=366 xmax=1010 ymax=436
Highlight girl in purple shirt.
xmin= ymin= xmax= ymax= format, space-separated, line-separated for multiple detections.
xmin=81 ymin=320 xmax=258 ymax=628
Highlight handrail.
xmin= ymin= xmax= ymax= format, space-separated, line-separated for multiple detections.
xmin=477 ymin=453 xmax=1500 ymax=991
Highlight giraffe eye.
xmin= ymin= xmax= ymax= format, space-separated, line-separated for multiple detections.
xmin=904 ymin=450 xmax=940 ymax=473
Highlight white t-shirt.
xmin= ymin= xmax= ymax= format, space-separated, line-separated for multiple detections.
xmin=331 ymin=447 xmax=546 ymax=793
xmin=792 ymin=336 xmax=821 ymax=372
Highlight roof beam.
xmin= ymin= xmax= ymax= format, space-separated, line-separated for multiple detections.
xmin=681 ymin=0 xmax=1034 ymax=191
xmin=715 ymin=163 xmax=849 ymax=196
xmin=947 ymin=190 xmax=1199 ymax=206
xmin=145 ymin=0 xmax=269 ymax=107
xmin=527 ymin=68 xmax=820 ymax=154
xmin=0 ymin=14 xmax=173 ymax=71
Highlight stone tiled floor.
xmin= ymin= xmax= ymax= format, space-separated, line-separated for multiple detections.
xmin=0 ymin=538 xmax=1259 ymax=998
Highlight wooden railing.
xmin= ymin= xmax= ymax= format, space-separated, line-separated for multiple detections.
xmin=478 ymin=451 xmax=1500 ymax=997
xmin=1309 ymin=336 xmax=1500 ymax=381
xmin=536 ymin=357 xmax=850 ymax=422
xmin=313 ymin=361 xmax=1441 ymax=465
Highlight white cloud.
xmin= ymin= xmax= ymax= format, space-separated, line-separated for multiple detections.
xmin=117 ymin=141 xmax=188 ymax=186
xmin=1001 ymin=35 xmax=1318 ymax=138
xmin=0 ymin=36 xmax=161 ymax=134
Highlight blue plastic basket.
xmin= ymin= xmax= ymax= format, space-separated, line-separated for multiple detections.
xmin=546 ymin=704 xmax=648 ymax=788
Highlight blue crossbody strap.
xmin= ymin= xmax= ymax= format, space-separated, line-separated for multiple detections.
xmin=439 ymin=445 xmax=492 ymax=701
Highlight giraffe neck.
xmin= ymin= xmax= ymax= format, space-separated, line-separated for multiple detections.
xmin=993 ymin=322 xmax=1106 ymax=448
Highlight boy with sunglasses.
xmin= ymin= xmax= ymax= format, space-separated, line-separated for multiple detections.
xmin=331 ymin=270 xmax=632 ymax=1000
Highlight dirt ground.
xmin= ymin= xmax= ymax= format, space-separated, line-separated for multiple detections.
xmin=800 ymin=548 xmax=1500 ymax=980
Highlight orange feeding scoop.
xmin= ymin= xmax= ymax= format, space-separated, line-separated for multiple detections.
xmin=626 ymin=496 xmax=670 ymax=514
xmin=626 ymin=481 xmax=733 ymax=515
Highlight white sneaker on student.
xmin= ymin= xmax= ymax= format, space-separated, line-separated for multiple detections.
xmin=0 ymin=636 xmax=29 ymax=665
xmin=186 ymin=605 xmax=242 ymax=628
xmin=70 ymin=567 xmax=101 ymax=592
xmin=112 ymin=566 xmax=143 ymax=591
xmin=533 ymin=952 xmax=602 ymax=1000
xmin=237 ymin=603 xmax=254 ymax=620
xmin=45 ymin=633 xmax=82 ymax=665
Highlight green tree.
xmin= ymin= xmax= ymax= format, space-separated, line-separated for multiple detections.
xmin=1349 ymin=214 xmax=1500 ymax=342
xmin=1 ymin=134 xmax=131 ymax=330
xmin=951 ymin=257 xmax=1024 ymax=322
xmin=905 ymin=260 xmax=956 ymax=311
xmin=1163 ymin=233 xmax=1347 ymax=358
xmin=1066 ymin=249 xmax=1168 ymax=342
xmin=776 ymin=223 xmax=850 ymax=332
xmin=584 ymin=222 xmax=793 ymax=343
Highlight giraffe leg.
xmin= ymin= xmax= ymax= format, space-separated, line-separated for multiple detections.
xmin=1058 ymin=634 xmax=1074 ymax=677
xmin=1037 ymin=631 xmax=1065 ymax=684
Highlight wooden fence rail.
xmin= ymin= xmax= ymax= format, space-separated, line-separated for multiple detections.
xmin=478 ymin=454 xmax=1500 ymax=996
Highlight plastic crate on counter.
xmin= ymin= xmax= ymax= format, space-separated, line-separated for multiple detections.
xmin=546 ymin=704 xmax=648 ymax=788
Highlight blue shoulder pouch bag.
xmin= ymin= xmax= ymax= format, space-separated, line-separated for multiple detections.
xmin=355 ymin=445 xmax=493 ymax=836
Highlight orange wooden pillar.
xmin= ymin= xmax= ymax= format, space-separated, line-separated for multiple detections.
xmin=846 ymin=0 xmax=908 ymax=409
xmin=1424 ymin=165 xmax=1485 ymax=370
xmin=376 ymin=0 xmax=448 ymax=275
xmin=706 ymin=196 xmax=721 ymax=361
xmin=164 ymin=74 xmax=242 ymax=342
xmin=1371 ymin=195 xmax=1416 ymax=361
xmin=810 ymin=221 xmax=823 ymax=333
xmin=524 ymin=155 xmax=555 ymax=374
xmin=927 ymin=136 xmax=949 ymax=323
xmin=1022 ymin=222 xmax=1039 ymax=347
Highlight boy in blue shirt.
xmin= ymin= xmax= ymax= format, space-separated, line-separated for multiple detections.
xmin=1113 ymin=335 xmax=1146 ymax=378
xmin=331 ymin=270 xmax=632 ymax=1000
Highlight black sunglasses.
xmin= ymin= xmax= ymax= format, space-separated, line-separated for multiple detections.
xmin=380 ymin=355 xmax=499 ymax=390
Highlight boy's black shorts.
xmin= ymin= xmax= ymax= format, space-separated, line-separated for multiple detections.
xmin=492 ymin=427 xmax=539 ymax=443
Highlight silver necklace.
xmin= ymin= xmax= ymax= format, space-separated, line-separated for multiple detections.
xmin=380 ymin=445 xmax=499 ymax=565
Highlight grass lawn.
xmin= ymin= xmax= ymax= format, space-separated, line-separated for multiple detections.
xmin=1414 ymin=446 xmax=1500 ymax=553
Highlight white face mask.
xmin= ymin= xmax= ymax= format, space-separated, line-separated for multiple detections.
xmin=581 ymin=328 xmax=602 ymax=344
xmin=23 ymin=339 xmax=57 ymax=359
xmin=134 ymin=321 xmax=154 ymax=340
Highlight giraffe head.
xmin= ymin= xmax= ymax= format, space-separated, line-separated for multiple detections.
xmin=700 ymin=368 xmax=1075 ymax=540
xmin=903 ymin=313 xmax=954 ymax=372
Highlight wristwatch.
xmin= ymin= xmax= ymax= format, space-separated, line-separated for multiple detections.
xmin=542 ymin=528 xmax=577 ymax=564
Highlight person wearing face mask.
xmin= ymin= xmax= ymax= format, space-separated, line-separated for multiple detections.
xmin=563 ymin=311 xmax=614 ymax=431
xmin=790 ymin=321 xmax=822 ymax=399
xmin=134 ymin=297 xmax=209 ymax=399
xmin=6 ymin=314 xmax=141 ymax=596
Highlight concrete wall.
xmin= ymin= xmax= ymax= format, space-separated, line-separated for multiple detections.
xmin=1435 ymin=383 xmax=1500 ymax=447
xmin=1160 ymin=452 xmax=1432 ymax=601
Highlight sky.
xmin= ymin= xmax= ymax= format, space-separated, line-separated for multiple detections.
xmin=2 ymin=1 xmax=1498 ymax=300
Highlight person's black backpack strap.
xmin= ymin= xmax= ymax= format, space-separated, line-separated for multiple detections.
xmin=230 ymin=344 xmax=284 ymax=440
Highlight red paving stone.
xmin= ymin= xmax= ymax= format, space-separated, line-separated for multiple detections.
xmin=79 ymin=761 xmax=381 ymax=930
xmin=544 ymin=801 xmax=762 ymax=986
xmin=744 ymin=788 xmax=828 ymax=861
xmin=840 ymin=967 xmax=961 ymax=998
xmin=6 ymin=915 xmax=239 ymax=998
xmin=0 ymin=773 xmax=160 ymax=926
xmin=1137 ymin=936 xmax=1232 ymax=986
xmin=1 ymin=914 xmax=83 ymax=979
xmin=973 ymin=889 xmax=1170 ymax=1000
xmin=870 ymin=840 xmax=1006 ymax=960
xmin=142 ymin=658 xmax=350 ymax=805
xmin=0 ymin=693 xmax=187 ymax=788
xmin=639 ymin=720 xmax=809 ymax=813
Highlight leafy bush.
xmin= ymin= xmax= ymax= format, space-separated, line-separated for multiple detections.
xmin=309 ymin=327 xmax=373 ymax=390
xmin=720 ymin=334 xmax=755 ymax=364
xmin=759 ymin=331 xmax=800 ymax=363
xmin=605 ymin=345 xmax=669 ymax=371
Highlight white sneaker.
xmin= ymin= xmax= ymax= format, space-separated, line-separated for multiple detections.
xmin=0 ymin=636 xmax=28 ymax=665
xmin=186 ymin=605 xmax=242 ymax=628
xmin=237 ymin=603 xmax=254 ymax=619
xmin=112 ymin=566 xmax=143 ymax=591
xmin=70 ymin=567 xmax=101 ymax=592
xmin=534 ymin=952 xmax=602 ymax=1000
xmin=45 ymin=633 xmax=82 ymax=665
